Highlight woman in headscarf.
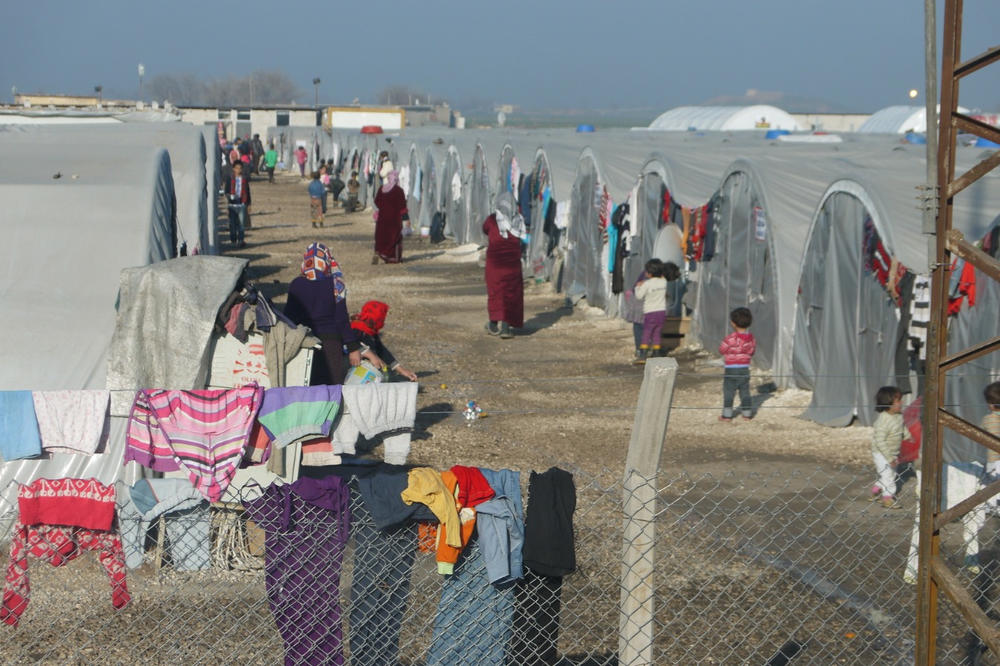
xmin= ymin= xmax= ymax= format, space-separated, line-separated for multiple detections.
xmin=483 ymin=192 xmax=525 ymax=339
xmin=284 ymin=243 xmax=361 ymax=384
xmin=372 ymin=170 xmax=406 ymax=264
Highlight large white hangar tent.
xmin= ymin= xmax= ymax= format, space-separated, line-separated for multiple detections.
xmin=648 ymin=105 xmax=802 ymax=132
xmin=857 ymin=104 xmax=969 ymax=134
xmin=1 ymin=123 xmax=213 ymax=255
xmin=0 ymin=139 xmax=178 ymax=499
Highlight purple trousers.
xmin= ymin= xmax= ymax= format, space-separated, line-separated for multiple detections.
xmin=244 ymin=477 xmax=350 ymax=666
xmin=641 ymin=310 xmax=667 ymax=347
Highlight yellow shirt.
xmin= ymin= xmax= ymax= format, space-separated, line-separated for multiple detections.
xmin=401 ymin=467 xmax=461 ymax=547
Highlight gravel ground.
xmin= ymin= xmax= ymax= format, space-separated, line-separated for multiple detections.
xmin=0 ymin=172 xmax=991 ymax=665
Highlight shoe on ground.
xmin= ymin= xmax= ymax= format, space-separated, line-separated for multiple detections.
xmin=964 ymin=555 xmax=982 ymax=575
xmin=718 ymin=416 xmax=733 ymax=423
xmin=485 ymin=322 xmax=500 ymax=336
xmin=869 ymin=486 xmax=881 ymax=502
xmin=903 ymin=570 xmax=917 ymax=585
xmin=238 ymin=241 xmax=247 ymax=249
xmin=499 ymin=322 xmax=513 ymax=339
xmin=880 ymin=497 xmax=901 ymax=509
xmin=741 ymin=414 xmax=753 ymax=421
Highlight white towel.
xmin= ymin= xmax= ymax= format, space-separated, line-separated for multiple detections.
xmin=31 ymin=390 xmax=110 ymax=455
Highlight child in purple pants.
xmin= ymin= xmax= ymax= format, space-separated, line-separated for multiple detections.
xmin=633 ymin=259 xmax=667 ymax=365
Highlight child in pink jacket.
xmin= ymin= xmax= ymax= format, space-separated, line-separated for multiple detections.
xmin=718 ymin=307 xmax=756 ymax=421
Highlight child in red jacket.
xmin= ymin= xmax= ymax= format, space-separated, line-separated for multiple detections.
xmin=718 ymin=307 xmax=756 ymax=421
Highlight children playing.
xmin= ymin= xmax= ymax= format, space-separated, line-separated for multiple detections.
xmin=632 ymin=259 xmax=667 ymax=365
xmin=349 ymin=300 xmax=418 ymax=382
xmin=871 ymin=386 xmax=904 ymax=508
xmin=718 ymin=307 xmax=756 ymax=421
xmin=308 ymin=171 xmax=325 ymax=228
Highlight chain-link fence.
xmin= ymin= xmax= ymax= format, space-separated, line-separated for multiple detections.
xmin=0 ymin=462 xmax=998 ymax=664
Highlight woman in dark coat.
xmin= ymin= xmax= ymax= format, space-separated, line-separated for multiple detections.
xmin=284 ymin=243 xmax=361 ymax=383
xmin=483 ymin=192 xmax=525 ymax=339
xmin=373 ymin=170 xmax=406 ymax=264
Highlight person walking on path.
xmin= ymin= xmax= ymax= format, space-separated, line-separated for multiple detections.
xmin=482 ymin=192 xmax=525 ymax=339
xmin=372 ymin=170 xmax=407 ymax=264
xmin=295 ymin=146 xmax=308 ymax=178
xmin=224 ymin=161 xmax=251 ymax=248
xmin=264 ymin=143 xmax=278 ymax=183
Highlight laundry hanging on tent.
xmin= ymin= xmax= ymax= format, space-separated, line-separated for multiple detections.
xmin=908 ymin=276 xmax=931 ymax=359
xmin=661 ymin=186 xmax=672 ymax=225
xmin=701 ymin=197 xmax=719 ymax=262
xmin=687 ymin=204 xmax=710 ymax=261
xmin=509 ymin=158 xmax=520 ymax=196
xmin=554 ymin=200 xmax=570 ymax=230
xmin=947 ymin=258 xmax=977 ymax=315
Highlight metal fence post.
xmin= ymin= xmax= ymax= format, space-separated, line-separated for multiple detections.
xmin=620 ymin=357 xmax=678 ymax=666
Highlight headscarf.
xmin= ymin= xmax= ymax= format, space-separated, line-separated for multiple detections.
xmin=381 ymin=169 xmax=399 ymax=193
xmin=350 ymin=300 xmax=389 ymax=336
xmin=301 ymin=242 xmax=346 ymax=302
xmin=495 ymin=191 xmax=526 ymax=239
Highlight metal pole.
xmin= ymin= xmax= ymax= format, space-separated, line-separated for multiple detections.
xmin=922 ymin=0 xmax=938 ymax=237
xmin=916 ymin=1 xmax=959 ymax=663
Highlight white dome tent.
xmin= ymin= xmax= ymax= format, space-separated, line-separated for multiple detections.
xmin=857 ymin=105 xmax=969 ymax=134
xmin=648 ymin=105 xmax=801 ymax=132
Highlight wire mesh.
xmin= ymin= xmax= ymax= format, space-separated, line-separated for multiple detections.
xmin=0 ymin=462 xmax=997 ymax=664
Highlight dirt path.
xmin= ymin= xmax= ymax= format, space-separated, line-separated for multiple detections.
xmin=228 ymin=172 xmax=876 ymax=477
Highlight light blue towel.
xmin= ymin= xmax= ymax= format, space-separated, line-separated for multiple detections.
xmin=0 ymin=391 xmax=43 ymax=461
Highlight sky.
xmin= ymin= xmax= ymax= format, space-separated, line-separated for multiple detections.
xmin=2 ymin=0 xmax=999 ymax=114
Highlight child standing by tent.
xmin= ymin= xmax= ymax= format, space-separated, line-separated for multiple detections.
xmin=308 ymin=171 xmax=325 ymax=228
xmin=870 ymin=386 xmax=904 ymax=508
xmin=718 ymin=307 xmax=756 ymax=421
xmin=632 ymin=259 xmax=667 ymax=365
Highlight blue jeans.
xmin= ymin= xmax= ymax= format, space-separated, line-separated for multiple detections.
xmin=227 ymin=204 xmax=246 ymax=243
xmin=722 ymin=366 xmax=752 ymax=418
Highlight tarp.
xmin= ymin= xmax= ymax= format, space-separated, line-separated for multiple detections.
xmin=106 ymin=256 xmax=249 ymax=415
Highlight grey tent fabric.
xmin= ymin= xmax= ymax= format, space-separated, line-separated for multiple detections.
xmin=106 ymin=255 xmax=249 ymax=415
xmin=0 ymin=123 xmax=209 ymax=256
xmin=793 ymin=144 xmax=1000 ymax=426
xmin=440 ymin=145 xmax=467 ymax=243
xmin=0 ymin=138 xmax=177 ymax=502
xmin=200 ymin=125 xmax=222 ymax=254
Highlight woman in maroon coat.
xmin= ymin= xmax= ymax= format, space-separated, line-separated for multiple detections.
xmin=483 ymin=192 xmax=525 ymax=338
xmin=372 ymin=170 xmax=406 ymax=264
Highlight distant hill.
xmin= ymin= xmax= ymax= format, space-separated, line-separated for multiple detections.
xmin=699 ymin=89 xmax=861 ymax=114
